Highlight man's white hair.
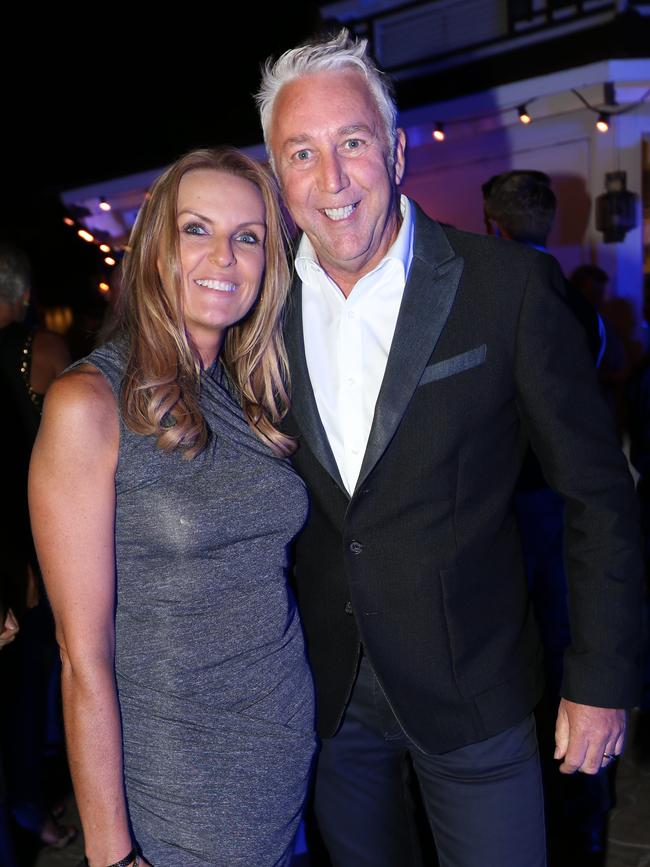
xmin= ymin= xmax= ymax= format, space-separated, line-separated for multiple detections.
xmin=255 ymin=29 xmax=398 ymax=166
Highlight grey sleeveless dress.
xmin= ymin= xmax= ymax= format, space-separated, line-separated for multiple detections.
xmin=78 ymin=342 xmax=316 ymax=867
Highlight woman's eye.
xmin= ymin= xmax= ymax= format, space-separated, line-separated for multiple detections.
xmin=236 ymin=232 xmax=261 ymax=245
xmin=182 ymin=222 xmax=208 ymax=236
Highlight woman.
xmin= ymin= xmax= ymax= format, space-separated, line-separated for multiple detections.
xmin=29 ymin=148 xmax=316 ymax=867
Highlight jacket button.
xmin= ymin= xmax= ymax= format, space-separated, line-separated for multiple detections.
xmin=349 ymin=540 xmax=363 ymax=554
xmin=344 ymin=601 xmax=353 ymax=615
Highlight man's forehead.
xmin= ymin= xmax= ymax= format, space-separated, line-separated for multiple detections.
xmin=271 ymin=70 xmax=380 ymax=141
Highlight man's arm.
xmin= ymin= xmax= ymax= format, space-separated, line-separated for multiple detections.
xmin=513 ymin=252 xmax=643 ymax=773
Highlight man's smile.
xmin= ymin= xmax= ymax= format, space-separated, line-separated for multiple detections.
xmin=320 ymin=202 xmax=359 ymax=221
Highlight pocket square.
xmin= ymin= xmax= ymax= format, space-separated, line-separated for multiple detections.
xmin=419 ymin=344 xmax=487 ymax=385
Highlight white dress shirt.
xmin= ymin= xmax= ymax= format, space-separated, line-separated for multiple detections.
xmin=296 ymin=195 xmax=414 ymax=495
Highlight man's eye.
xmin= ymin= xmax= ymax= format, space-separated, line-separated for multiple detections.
xmin=294 ymin=149 xmax=311 ymax=162
xmin=182 ymin=222 xmax=208 ymax=236
xmin=345 ymin=139 xmax=361 ymax=149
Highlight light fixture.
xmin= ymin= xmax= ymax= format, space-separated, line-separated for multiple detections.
xmin=596 ymin=113 xmax=610 ymax=133
xmin=78 ymin=229 xmax=95 ymax=243
xmin=99 ymin=282 xmax=110 ymax=293
xmin=596 ymin=171 xmax=638 ymax=243
xmin=104 ymin=256 xmax=116 ymax=266
xmin=99 ymin=243 xmax=111 ymax=253
xmin=63 ymin=216 xmax=75 ymax=227
xmin=432 ymin=122 xmax=445 ymax=142
xmin=518 ymin=104 xmax=531 ymax=124
xmin=99 ymin=197 xmax=112 ymax=212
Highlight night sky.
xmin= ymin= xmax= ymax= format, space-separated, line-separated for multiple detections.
xmin=2 ymin=6 xmax=325 ymax=314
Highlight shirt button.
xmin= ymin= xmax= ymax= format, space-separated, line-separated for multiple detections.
xmin=349 ymin=540 xmax=364 ymax=555
xmin=344 ymin=601 xmax=353 ymax=615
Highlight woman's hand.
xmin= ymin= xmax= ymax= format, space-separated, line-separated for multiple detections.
xmin=0 ymin=608 xmax=19 ymax=648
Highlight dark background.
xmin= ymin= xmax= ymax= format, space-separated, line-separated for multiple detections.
xmin=1 ymin=6 xmax=325 ymax=312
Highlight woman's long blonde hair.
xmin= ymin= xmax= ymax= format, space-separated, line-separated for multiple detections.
xmin=112 ymin=147 xmax=294 ymax=458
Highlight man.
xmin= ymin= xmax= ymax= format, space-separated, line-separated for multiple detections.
xmin=256 ymin=30 xmax=643 ymax=866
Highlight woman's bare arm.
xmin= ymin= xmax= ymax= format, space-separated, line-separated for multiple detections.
xmin=29 ymin=365 xmax=146 ymax=866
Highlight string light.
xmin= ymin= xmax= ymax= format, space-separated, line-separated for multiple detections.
xmin=99 ymin=282 xmax=110 ymax=293
xmin=596 ymin=113 xmax=610 ymax=133
xmin=63 ymin=216 xmax=75 ymax=227
xmin=99 ymin=197 xmax=112 ymax=212
xmin=99 ymin=243 xmax=111 ymax=253
xmin=104 ymin=256 xmax=116 ymax=266
xmin=432 ymin=122 xmax=445 ymax=142
xmin=78 ymin=229 xmax=95 ymax=243
xmin=420 ymin=86 xmax=647 ymax=143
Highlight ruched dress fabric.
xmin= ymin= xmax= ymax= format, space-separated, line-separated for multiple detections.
xmin=77 ymin=343 xmax=316 ymax=867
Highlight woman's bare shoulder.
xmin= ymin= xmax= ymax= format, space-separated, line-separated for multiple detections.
xmin=40 ymin=364 xmax=119 ymax=454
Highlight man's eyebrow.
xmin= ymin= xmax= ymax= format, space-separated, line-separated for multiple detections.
xmin=338 ymin=124 xmax=374 ymax=136
xmin=282 ymin=124 xmax=376 ymax=148
xmin=283 ymin=135 xmax=311 ymax=148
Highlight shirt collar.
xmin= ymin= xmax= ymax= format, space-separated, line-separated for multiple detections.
xmin=295 ymin=195 xmax=414 ymax=292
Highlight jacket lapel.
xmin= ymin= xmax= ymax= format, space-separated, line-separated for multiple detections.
xmin=354 ymin=205 xmax=464 ymax=494
xmin=284 ymin=285 xmax=347 ymax=492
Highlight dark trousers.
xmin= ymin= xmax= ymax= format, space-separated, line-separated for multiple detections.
xmin=314 ymin=655 xmax=546 ymax=867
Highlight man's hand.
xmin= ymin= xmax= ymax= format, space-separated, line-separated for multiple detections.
xmin=554 ymin=698 xmax=626 ymax=774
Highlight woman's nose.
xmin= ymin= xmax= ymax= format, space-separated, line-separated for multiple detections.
xmin=208 ymin=237 xmax=235 ymax=267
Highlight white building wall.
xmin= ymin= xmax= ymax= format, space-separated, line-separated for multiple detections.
xmin=398 ymin=60 xmax=650 ymax=306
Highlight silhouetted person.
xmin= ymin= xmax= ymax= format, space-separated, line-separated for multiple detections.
xmin=483 ymin=172 xmax=613 ymax=867
xmin=0 ymin=242 xmax=74 ymax=856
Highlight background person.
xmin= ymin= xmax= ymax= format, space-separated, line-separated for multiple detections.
xmin=29 ymin=147 xmax=316 ymax=867
xmin=0 ymin=242 xmax=74 ymax=856
xmin=483 ymin=170 xmax=613 ymax=866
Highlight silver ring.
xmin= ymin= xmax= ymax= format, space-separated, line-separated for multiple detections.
xmin=602 ymin=752 xmax=616 ymax=760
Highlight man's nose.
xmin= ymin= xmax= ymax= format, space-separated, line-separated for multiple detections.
xmin=208 ymin=236 xmax=235 ymax=267
xmin=318 ymin=150 xmax=349 ymax=195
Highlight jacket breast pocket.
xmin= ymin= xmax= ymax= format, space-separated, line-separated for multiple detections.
xmin=419 ymin=344 xmax=487 ymax=386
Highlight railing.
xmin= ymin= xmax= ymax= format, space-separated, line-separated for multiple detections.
xmin=323 ymin=0 xmax=639 ymax=78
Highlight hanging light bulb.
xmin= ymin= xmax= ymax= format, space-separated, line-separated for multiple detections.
xmin=432 ymin=122 xmax=445 ymax=142
xmin=596 ymin=113 xmax=610 ymax=133
xmin=518 ymin=104 xmax=531 ymax=124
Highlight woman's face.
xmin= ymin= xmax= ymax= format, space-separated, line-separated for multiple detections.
xmin=173 ymin=168 xmax=266 ymax=365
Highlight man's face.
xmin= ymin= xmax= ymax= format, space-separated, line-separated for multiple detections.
xmin=269 ymin=68 xmax=406 ymax=294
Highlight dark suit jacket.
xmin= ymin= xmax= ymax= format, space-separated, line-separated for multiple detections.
xmin=284 ymin=202 xmax=643 ymax=754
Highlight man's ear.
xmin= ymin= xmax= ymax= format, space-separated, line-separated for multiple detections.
xmin=394 ymin=128 xmax=406 ymax=186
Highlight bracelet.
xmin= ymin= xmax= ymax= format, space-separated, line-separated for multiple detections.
xmin=84 ymin=848 xmax=138 ymax=867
